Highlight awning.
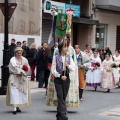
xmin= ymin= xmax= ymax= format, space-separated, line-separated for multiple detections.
xmin=72 ymin=17 xmax=99 ymax=25
xmin=42 ymin=13 xmax=99 ymax=25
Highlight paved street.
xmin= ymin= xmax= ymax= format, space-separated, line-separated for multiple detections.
xmin=0 ymin=81 xmax=120 ymax=120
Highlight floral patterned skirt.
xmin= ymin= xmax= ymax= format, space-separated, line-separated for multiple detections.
xmin=46 ymin=70 xmax=80 ymax=108
xmin=101 ymin=71 xmax=116 ymax=89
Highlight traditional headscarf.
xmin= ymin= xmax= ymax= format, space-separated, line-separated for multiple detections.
xmin=91 ymin=50 xmax=100 ymax=60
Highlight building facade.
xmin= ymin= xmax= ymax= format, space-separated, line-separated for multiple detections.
xmin=42 ymin=0 xmax=120 ymax=53
xmin=92 ymin=0 xmax=120 ymax=53
xmin=42 ymin=0 xmax=99 ymax=50
xmin=0 ymin=0 xmax=42 ymax=78
xmin=0 ymin=0 xmax=42 ymax=45
xmin=71 ymin=0 xmax=120 ymax=53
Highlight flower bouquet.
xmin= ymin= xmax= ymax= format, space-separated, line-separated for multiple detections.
xmin=23 ymin=65 xmax=29 ymax=71
xmin=91 ymin=62 xmax=100 ymax=71
xmin=95 ymin=62 xmax=100 ymax=67
xmin=119 ymin=64 xmax=120 ymax=68
xmin=48 ymin=63 xmax=52 ymax=70
xmin=111 ymin=63 xmax=117 ymax=68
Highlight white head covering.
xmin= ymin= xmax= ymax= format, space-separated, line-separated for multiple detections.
xmin=104 ymin=54 xmax=113 ymax=62
xmin=91 ymin=51 xmax=100 ymax=59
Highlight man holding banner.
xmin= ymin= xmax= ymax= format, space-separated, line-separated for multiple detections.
xmin=46 ymin=8 xmax=80 ymax=109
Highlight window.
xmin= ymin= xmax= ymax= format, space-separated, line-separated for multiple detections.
xmin=116 ymin=26 xmax=120 ymax=50
xmin=27 ymin=38 xmax=35 ymax=47
xmin=95 ymin=24 xmax=107 ymax=48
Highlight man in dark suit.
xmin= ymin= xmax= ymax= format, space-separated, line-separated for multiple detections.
xmin=9 ymin=39 xmax=16 ymax=59
xmin=22 ymin=41 xmax=29 ymax=59
xmin=37 ymin=42 xmax=48 ymax=88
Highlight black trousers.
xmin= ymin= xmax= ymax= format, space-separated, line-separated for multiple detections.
xmin=54 ymin=77 xmax=70 ymax=120
xmin=79 ymin=89 xmax=83 ymax=99
xmin=38 ymin=70 xmax=50 ymax=88
xmin=36 ymin=65 xmax=40 ymax=81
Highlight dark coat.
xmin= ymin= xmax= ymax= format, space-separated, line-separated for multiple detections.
xmin=104 ymin=49 xmax=112 ymax=58
xmin=22 ymin=46 xmax=30 ymax=59
xmin=37 ymin=48 xmax=52 ymax=70
xmin=28 ymin=48 xmax=37 ymax=63
xmin=104 ymin=49 xmax=112 ymax=55
xmin=9 ymin=44 xmax=16 ymax=58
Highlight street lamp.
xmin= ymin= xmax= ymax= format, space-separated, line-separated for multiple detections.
xmin=0 ymin=0 xmax=17 ymax=95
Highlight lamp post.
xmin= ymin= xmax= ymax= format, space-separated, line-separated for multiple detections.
xmin=0 ymin=0 xmax=17 ymax=95
xmin=0 ymin=0 xmax=9 ymax=95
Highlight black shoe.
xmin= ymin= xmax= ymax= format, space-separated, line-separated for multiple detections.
xmin=13 ymin=111 xmax=17 ymax=115
xmin=95 ymin=87 xmax=97 ymax=91
xmin=107 ymin=89 xmax=110 ymax=93
xmin=104 ymin=89 xmax=110 ymax=93
xmin=38 ymin=86 xmax=43 ymax=88
xmin=17 ymin=107 xmax=21 ymax=112
xmin=38 ymin=85 xmax=43 ymax=88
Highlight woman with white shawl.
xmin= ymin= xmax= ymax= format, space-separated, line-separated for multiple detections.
xmin=6 ymin=47 xmax=31 ymax=114
xmin=101 ymin=53 xmax=116 ymax=92
xmin=84 ymin=50 xmax=102 ymax=91
xmin=113 ymin=50 xmax=120 ymax=85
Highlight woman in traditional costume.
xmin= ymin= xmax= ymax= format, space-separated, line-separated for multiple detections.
xmin=113 ymin=50 xmax=120 ymax=85
xmin=84 ymin=50 xmax=102 ymax=91
xmin=6 ymin=47 xmax=31 ymax=114
xmin=46 ymin=36 xmax=80 ymax=108
xmin=101 ymin=53 xmax=116 ymax=92
xmin=74 ymin=45 xmax=90 ymax=101
xmin=52 ymin=41 xmax=75 ymax=120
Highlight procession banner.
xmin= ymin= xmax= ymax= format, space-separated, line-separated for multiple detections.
xmin=55 ymin=13 xmax=67 ymax=38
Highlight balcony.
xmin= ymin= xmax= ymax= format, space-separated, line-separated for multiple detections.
xmin=95 ymin=0 xmax=120 ymax=12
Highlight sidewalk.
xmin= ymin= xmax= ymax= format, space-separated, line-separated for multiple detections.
xmin=0 ymin=79 xmax=46 ymax=95
xmin=29 ymin=80 xmax=46 ymax=93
